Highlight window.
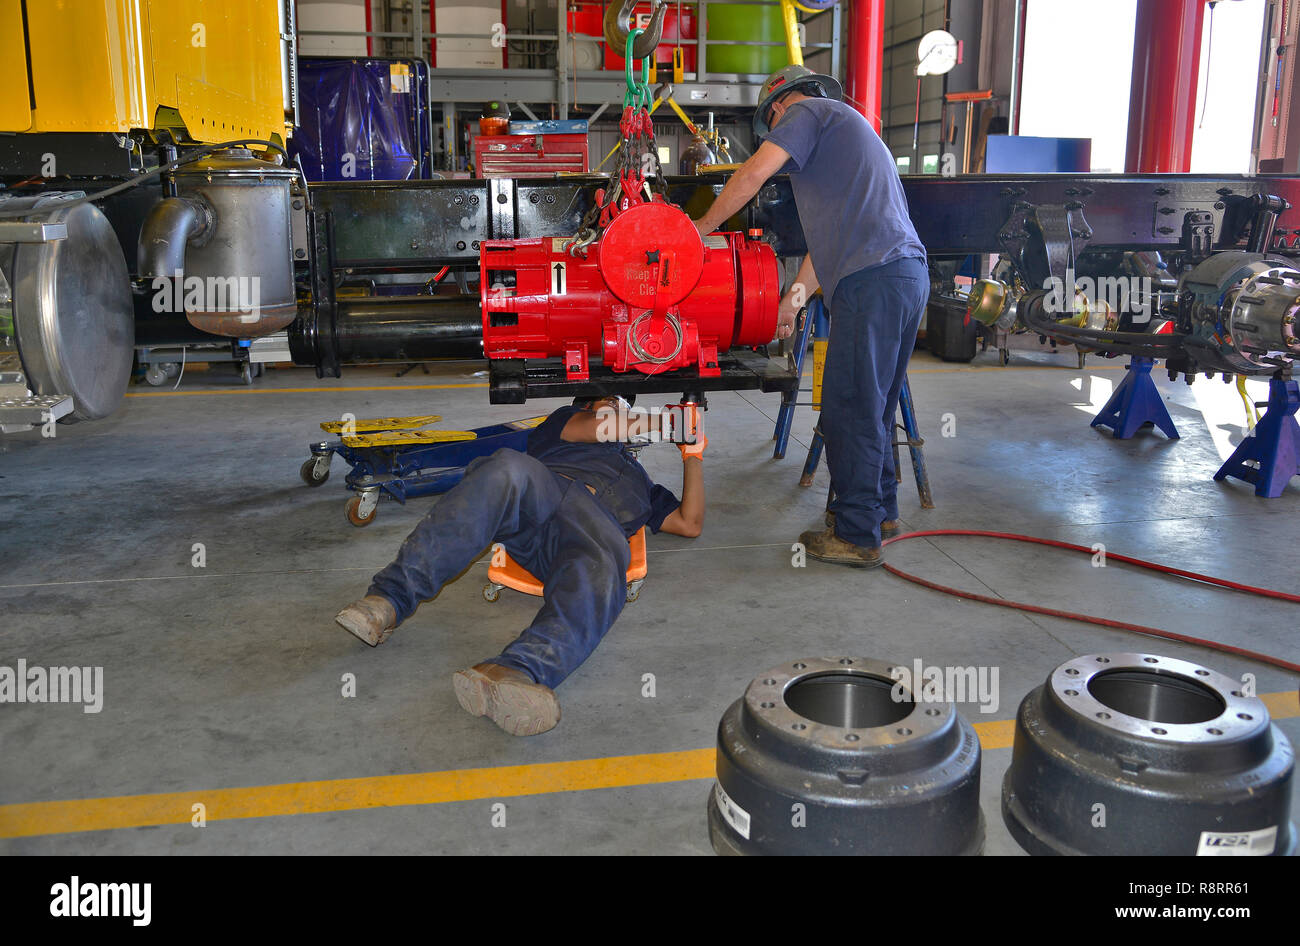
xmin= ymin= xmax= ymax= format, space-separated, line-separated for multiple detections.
xmin=1019 ymin=1 xmax=1137 ymax=171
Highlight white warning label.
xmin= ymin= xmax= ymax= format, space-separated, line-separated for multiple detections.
xmin=1196 ymin=826 xmax=1277 ymax=856
xmin=551 ymin=261 xmax=567 ymax=295
xmin=713 ymin=782 xmax=751 ymax=840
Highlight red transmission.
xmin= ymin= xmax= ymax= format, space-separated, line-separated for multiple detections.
xmin=479 ymin=200 xmax=779 ymax=379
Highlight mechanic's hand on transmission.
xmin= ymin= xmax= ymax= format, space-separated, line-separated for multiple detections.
xmin=775 ymin=293 xmax=801 ymax=341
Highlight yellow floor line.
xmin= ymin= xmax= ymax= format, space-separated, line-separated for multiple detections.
xmin=125 ymin=382 xmax=489 ymax=398
xmin=974 ymin=717 xmax=1018 ymax=749
xmin=0 ymin=749 xmax=714 ymax=839
xmin=1261 ymin=690 xmax=1299 ymax=718
xmin=2 ymin=692 xmax=1293 ymax=840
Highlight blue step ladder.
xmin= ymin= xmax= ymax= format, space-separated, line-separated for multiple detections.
xmin=1214 ymin=374 xmax=1300 ymax=498
xmin=772 ymin=295 xmax=826 ymax=459
xmin=773 ymin=296 xmax=934 ymax=509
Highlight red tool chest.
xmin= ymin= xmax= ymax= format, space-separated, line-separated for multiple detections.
xmin=473 ymin=134 xmax=590 ymax=178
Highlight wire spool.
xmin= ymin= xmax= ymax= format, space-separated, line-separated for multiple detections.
xmin=627 ymin=310 xmax=683 ymax=365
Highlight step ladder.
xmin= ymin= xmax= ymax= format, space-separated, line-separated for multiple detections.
xmin=772 ymin=296 xmax=934 ymax=510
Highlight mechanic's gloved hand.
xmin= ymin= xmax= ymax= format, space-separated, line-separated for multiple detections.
xmin=680 ymin=434 xmax=708 ymax=459
xmin=678 ymin=403 xmax=707 ymax=459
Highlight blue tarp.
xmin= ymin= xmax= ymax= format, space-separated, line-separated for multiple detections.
xmin=292 ymin=58 xmax=432 ymax=181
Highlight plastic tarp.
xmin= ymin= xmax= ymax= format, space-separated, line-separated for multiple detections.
xmin=293 ymin=58 xmax=431 ymax=181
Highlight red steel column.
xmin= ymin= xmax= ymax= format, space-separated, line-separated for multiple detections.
xmin=1125 ymin=0 xmax=1207 ymax=172
xmin=847 ymin=0 xmax=885 ymax=134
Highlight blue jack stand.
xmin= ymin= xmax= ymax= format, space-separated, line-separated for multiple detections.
xmin=797 ymin=376 xmax=934 ymax=509
xmin=1090 ymin=357 xmax=1179 ymax=439
xmin=773 ymin=295 xmax=932 ymax=508
xmin=1214 ymin=376 xmax=1300 ymax=498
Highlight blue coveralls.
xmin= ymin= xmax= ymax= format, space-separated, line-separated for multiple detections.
xmin=367 ymin=407 xmax=680 ymax=688
xmin=821 ymin=259 xmax=929 ymax=548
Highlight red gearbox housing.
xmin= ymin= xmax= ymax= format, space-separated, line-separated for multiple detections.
xmin=479 ymin=201 xmax=779 ymax=379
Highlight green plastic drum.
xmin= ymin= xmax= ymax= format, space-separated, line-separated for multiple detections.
xmin=705 ymin=4 xmax=787 ymax=76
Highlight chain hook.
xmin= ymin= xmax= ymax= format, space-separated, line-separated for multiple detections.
xmin=605 ymin=0 xmax=667 ymax=61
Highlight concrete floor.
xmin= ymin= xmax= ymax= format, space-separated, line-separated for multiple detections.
xmin=1 ymin=338 xmax=1297 ymax=855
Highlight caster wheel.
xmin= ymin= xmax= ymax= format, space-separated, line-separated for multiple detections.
xmin=626 ymin=580 xmax=644 ymax=603
xmin=300 ymin=457 xmax=330 ymax=487
xmin=483 ymin=584 xmax=501 ymax=603
xmin=1077 ymin=350 xmax=1087 ymax=369
xmin=345 ymin=495 xmax=377 ymax=527
xmin=144 ymin=364 xmax=168 ymax=387
xmin=998 ymin=349 xmax=1010 ymax=367
xmin=240 ymin=362 xmax=254 ymax=385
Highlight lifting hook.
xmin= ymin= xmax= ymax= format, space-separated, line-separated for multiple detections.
xmin=604 ymin=0 xmax=667 ymax=61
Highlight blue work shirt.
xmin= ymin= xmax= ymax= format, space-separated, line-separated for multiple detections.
xmin=763 ymin=97 xmax=927 ymax=308
xmin=527 ymin=406 xmax=680 ymax=537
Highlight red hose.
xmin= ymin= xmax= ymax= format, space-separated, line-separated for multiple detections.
xmin=879 ymin=530 xmax=1300 ymax=674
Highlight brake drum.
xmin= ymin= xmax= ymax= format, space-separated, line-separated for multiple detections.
xmin=1003 ymin=653 xmax=1296 ymax=856
xmin=708 ymin=657 xmax=984 ymax=855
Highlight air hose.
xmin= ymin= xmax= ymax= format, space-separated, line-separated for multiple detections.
xmin=880 ymin=529 xmax=1300 ymax=674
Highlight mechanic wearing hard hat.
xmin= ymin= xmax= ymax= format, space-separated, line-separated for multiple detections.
xmin=692 ymin=64 xmax=928 ymax=568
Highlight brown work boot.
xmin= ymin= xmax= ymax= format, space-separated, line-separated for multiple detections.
xmin=335 ymin=595 xmax=397 ymax=646
xmin=823 ymin=510 xmax=901 ymax=538
xmin=798 ymin=527 xmax=884 ymax=569
xmin=453 ymin=662 xmax=561 ymax=737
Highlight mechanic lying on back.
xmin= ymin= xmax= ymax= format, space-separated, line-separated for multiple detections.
xmin=335 ymin=396 xmax=707 ymax=736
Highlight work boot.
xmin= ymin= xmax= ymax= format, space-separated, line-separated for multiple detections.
xmin=453 ymin=662 xmax=561 ymax=737
xmin=823 ymin=510 xmax=901 ymax=538
xmin=798 ymin=527 xmax=883 ymax=569
xmin=335 ymin=595 xmax=397 ymax=646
